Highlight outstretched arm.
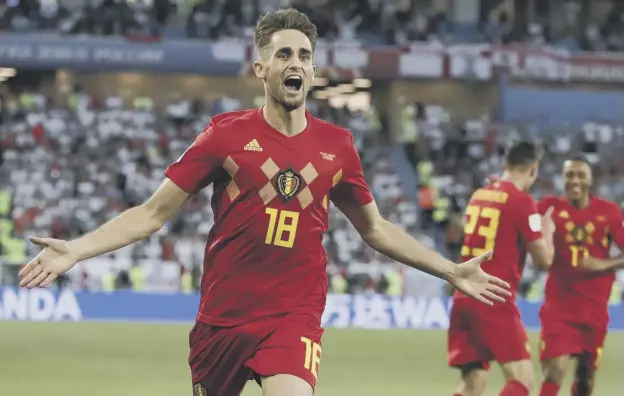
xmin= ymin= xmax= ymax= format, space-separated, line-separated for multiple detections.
xmin=335 ymin=200 xmax=510 ymax=305
xmin=338 ymin=200 xmax=456 ymax=281
xmin=330 ymin=136 xmax=509 ymax=304
xmin=19 ymin=179 xmax=190 ymax=288
xmin=20 ymin=123 xmax=225 ymax=288
xmin=74 ymin=179 xmax=189 ymax=261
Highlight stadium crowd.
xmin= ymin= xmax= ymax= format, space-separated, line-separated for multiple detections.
xmin=0 ymin=0 xmax=622 ymax=300
xmin=0 ymin=0 xmax=622 ymax=51
xmin=0 ymin=87 xmax=622 ymax=299
xmin=0 ymin=88 xmax=408 ymax=294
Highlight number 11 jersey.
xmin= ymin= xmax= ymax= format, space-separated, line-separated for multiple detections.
xmin=455 ymin=180 xmax=543 ymax=303
xmin=537 ymin=195 xmax=623 ymax=326
xmin=165 ymin=108 xmax=373 ymax=327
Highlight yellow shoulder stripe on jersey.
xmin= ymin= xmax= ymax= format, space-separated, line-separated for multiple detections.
xmin=471 ymin=189 xmax=509 ymax=204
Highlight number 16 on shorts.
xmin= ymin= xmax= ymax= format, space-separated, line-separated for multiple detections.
xmin=301 ymin=337 xmax=322 ymax=379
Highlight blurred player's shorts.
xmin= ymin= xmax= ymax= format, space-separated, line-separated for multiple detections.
xmin=448 ymin=298 xmax=530 ymax=370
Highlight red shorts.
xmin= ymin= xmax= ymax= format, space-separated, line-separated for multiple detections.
xmin=539 ymin=311 xmax=607 ymax=368
xmin=188 ymin=314 xmax=324 ymax=396
xmin=448 ymin=299 xmax=530 ymax=370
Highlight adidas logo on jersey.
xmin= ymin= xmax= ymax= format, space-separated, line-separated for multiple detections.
xmin=244 ymin=139 xmax=263 ymax=152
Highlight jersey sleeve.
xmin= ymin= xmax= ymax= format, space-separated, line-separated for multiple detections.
xmin=330 ymin=136 xmax=374 ymax=207
xmin=165 ymin=126 xmax=224 ymax=194
xmin=514 ymin=193 xmax=543 ymax=244
xmin=608 ymin=203 xmax=624 ymax=251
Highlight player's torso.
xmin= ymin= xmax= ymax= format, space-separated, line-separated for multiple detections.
xmin=546 ymin=198 xmax=615 ymax=314
xmin=196 ymin=114 xmax=351 ymax=325
xmin=209 ymin=122 xmax=342 ymax=266
xmin=456 ymin=184 xmax=526 ymax=300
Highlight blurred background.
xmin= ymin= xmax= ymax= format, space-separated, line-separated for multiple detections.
xmin=0 ymin=0 xmax=622 ymax=395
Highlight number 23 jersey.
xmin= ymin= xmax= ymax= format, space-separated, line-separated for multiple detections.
xmin=455 ymin=181 xmax=543 ymax=303
xmin=165 ymin=108 xmax=373 ymax=327
xmin=538 ymin=195 xmax=624 ymax=325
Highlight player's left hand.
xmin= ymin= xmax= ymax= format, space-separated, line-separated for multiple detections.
xmin=450 ymin=250 xmax=512 ymax=305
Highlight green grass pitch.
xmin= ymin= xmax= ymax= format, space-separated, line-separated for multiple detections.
xmin=0 ymin=322 xmax=622 ymax=395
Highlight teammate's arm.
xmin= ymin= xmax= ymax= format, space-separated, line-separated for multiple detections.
xmin=20 ymin=126 xmax=223 ymax=288
xmin=580 ymin=256 xmax=623 ymax=271
xmin=526 ymin=197 xmax=560 ymax=270
xmin=526 ymin=206 xmax=556 ymax=270
xmin=332 ymin=139 xmax=510 ymax=305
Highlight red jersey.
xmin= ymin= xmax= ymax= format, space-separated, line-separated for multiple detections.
xmin=454 ymin=181 xmax=543 ymax=302
xmin=538 ymin=195 xmax=624 ymax=325
xmin=165 ymin=108 xmax=373 ymax=327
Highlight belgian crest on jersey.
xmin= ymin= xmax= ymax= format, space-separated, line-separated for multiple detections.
xmin=193 ymin=383 xmax=208 ymax=396
xmin=277 ymin=169 xmax=301 ymax=200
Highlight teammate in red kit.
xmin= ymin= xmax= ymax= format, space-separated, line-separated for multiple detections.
xmin=448 ymin=141 xmax=556 ymax=396
xmin=19 ymin=8 xmax=511 ymax=396
xmin=537 ymin=155 xmax=624 ymax=396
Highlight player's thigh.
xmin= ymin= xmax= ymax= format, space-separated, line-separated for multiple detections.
xmin=540 ymin=356 xmax=570 ymax=384
xmin=499 ymin=359 xmax=534 ymax=389
xmin=448 ymin=302 xmax=492 ymax=370
xmin=261 ymin=374 xmax=314 ymax=396
xmin=539 ymin=317 xmax=584 ymax=362
xmin=454 ymin=363 xmax=489 ymax=396
xmin=247 ymin=315 xmax=324 ymax=391
xmin=188 ymin=321 xmax=257 ymax=396
xmin=481 ymin=311 xmax=531 ymax=365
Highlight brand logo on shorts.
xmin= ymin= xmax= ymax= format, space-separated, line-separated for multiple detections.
xmin=276 ymin=169 xmax=301 ymax=200
xmin=193 ymin=383 xmax=208 ymax=396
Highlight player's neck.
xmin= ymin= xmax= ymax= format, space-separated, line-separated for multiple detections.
xmin=569 ymin=195 xmax=590 ymax=209
xmin=500 ymin=172 xmax=525 ymax=191
xmin=262 ymin=101 xmax=307 ymax=137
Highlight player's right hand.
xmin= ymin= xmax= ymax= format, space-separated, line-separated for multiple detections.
xmin=541 ymin=206 xmax=555 ymax=235
xmin=19 ymin=237 xmax=79 ymax=289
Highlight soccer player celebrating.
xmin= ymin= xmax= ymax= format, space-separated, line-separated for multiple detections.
xmin=448 ymin=141 xmax=556 ymax=396
xmin=537 ymin=155 xmax=623 ymax=396
xmin=19 ymin=9 xmax=510 ymax=396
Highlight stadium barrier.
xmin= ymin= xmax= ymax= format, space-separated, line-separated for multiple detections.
xmin=0 ymin=288 xmax=622 ymax=330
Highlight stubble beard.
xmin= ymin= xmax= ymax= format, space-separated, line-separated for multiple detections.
xmin=273 ymin=90 xmax=305 ymax=112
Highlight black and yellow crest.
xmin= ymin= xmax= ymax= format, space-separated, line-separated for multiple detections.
xmin=571 ymin=224 xmax=589 ymax=244
xmin=277 ymin=169 xmax=301 ymax=199
xmin=193 ymin=383 xmax=208 ymax=396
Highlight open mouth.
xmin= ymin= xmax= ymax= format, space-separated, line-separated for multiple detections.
xmin=283 ymin=75 xmax=303 ymax=93
xmin=567 ymin=185 xmax=582 ymax=195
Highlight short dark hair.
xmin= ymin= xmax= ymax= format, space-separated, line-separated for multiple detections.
xmin=504 ymin=140 xmax=544 ymax=168
xmin=254 ymin=8 xmax=318 ymax=53
xmin=564 ymin=153 xmax=591 ymax=166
